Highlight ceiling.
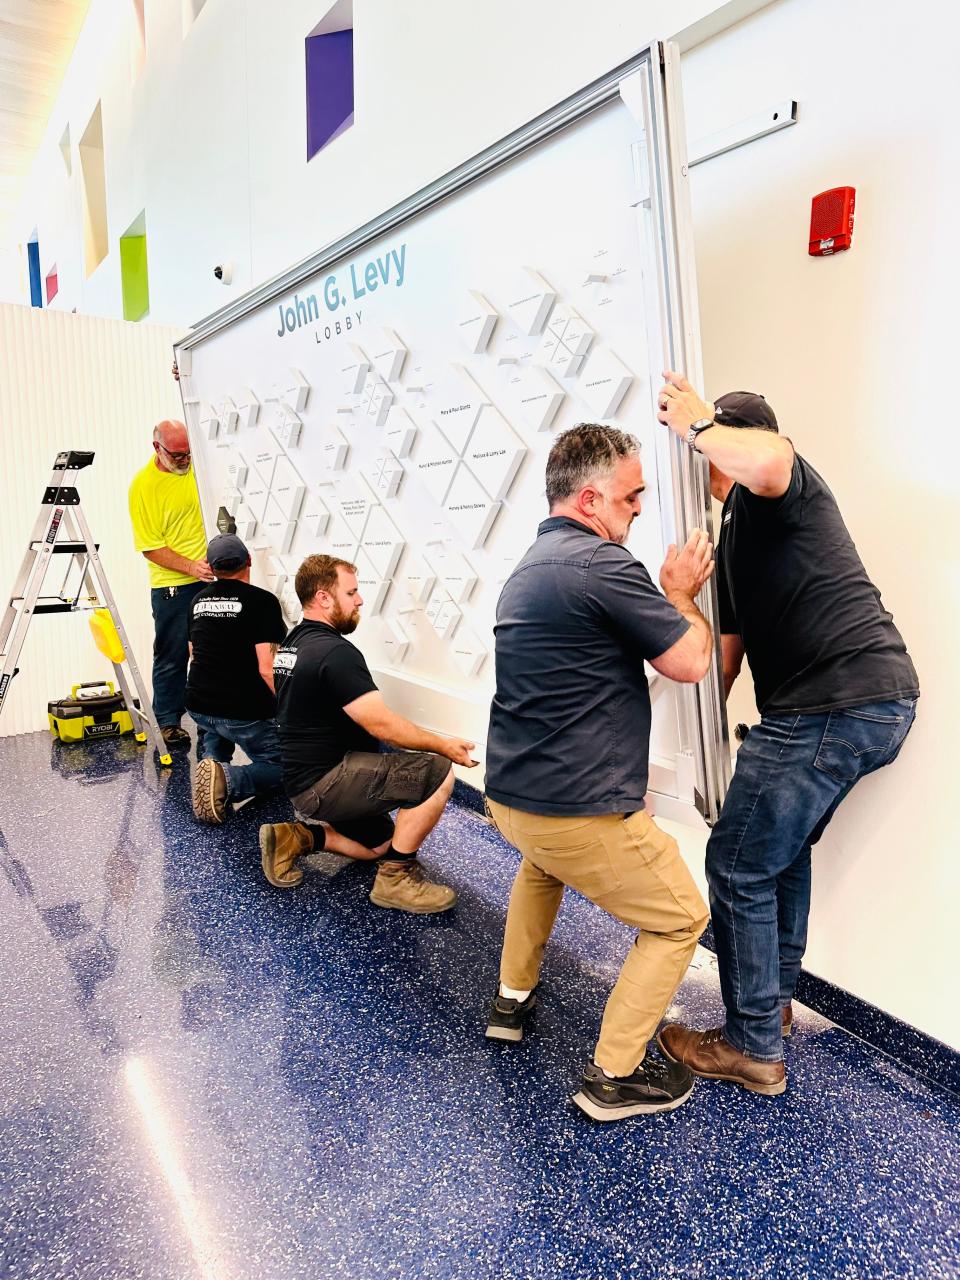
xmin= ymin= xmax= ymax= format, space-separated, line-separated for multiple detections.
xmin=0 ymin=0 xmax=91 ymax=238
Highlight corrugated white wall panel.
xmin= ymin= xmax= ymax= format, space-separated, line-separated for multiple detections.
xmin=0 ymin=303 xmax=185 ymax=735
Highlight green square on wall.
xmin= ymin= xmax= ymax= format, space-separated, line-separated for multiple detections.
xmin=120 ymin=233 xmax=149 ymax=321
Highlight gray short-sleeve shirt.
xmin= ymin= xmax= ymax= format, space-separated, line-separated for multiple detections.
xmin=484 ymin=516 xmax=690 ymax=816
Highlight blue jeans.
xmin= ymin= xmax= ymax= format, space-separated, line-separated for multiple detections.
xmin=150 ymin=583 xmax=204 ymax=727
xmin=707 ymin=697 xmax=917 ymax=1061
xmin=191 ymin=713 xmax=283 ymax=802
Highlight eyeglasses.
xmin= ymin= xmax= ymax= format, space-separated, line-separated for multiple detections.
xmin=158 ymin=442 xmax=191 ymax=464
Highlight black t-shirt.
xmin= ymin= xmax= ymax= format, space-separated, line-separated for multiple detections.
xmin=274 ymin=620 xmax=380 ymax=795
xmin=717 ymin=452 xmax=919 ymax=714
xmin=186 ymin=580 xmax=286 ymax=720
xmin=485 ymin=516 xmax=690 ymax=816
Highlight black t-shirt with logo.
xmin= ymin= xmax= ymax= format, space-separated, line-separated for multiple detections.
xmin=186 ymin=580 xmax=286 ymax=721
xmin=274 ymin=620 xmax=380 ymax=795
xmin=717 ymin=452 xmax=919 ymax=714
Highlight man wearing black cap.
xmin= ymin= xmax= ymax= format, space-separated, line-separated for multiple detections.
xmin=654 ymin=372 xmax=918 ymax=1096
xmin=186 ymin=534 xmax=288 ymax=823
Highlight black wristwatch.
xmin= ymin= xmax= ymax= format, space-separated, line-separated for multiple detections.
xmin=684 ymin=417 xmax=715 ymax=451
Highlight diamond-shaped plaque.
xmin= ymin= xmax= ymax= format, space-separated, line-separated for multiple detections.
xmin=457 ymin=290 xmax=498 ymax=353
xmin=412 ymin=430 xmax=458 ymax=507
xmin=499 ymin=362 xmax=564 ymax=432
xmin=450 ymin=626 xmax=488 ymax=678
xmin=463 ymin=406 xmax=526 ymax=500
xmin=366 ymin=450 xmax=404 ymax=500
xmin=340 ymin=344 xmax=371 ymax=397
xmin=353 ymin=548 xmax=390 ymax=615
xmin=361 ymin=504 xmax=404 ymax=579
xmin=372 ymin=328 xmax=407 ymax=383
xmin=320 ymin=427 xmax=350 ymax=474
xmin=381 ymin=618 xmax=410 ymax=665
xmin=218 ymin=397 xmax=239 ymax=433
xmin=281 ymin=369 xmax=310 ymax=413
xmin=269 ymin=455 xmax=306 ymax=521
xmin=577 ymin=346 xmax=634 ymax=418
xmin=272 ymin=407 xmax=302 ymax=451
xmin=424 ymin=545 xmax=476 ymax=605
xmin=237 ymin=388 xmax=260 ymax=428
xmin=505 ymin=268 xmax=557 ymax=335
xmin=199 ymin=402 xmax=220 ymax=440
xmin=359 ymin=372 xmax=394 ymax=427
xmin=442 ymin=464 xmax=501 ymax=549
xmin=302 ymin=492 xmax=331 ymax=538
xmin=223 ymin=449 xmax=248 ymax=489
xmin=384 ymin=407 xmax=417 ymax=458
xmin=397 ymin=554 xmax=436 ymax=612
xmin=430 ymin=364 xmax=487 ymax=455
xmin=333 ymin=475 xmax=377 ymax=539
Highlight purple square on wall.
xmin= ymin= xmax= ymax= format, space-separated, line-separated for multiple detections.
xmin=306 ymin=27 xmax=354 ymax=160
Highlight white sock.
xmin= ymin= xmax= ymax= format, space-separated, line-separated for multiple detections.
xmin=500 ymin=983 xmax=532 ymax=1002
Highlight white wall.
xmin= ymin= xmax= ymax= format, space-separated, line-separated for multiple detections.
xmin=681 ymin=0 xmax=960 ymax=1048
xmin=4 ymin=0 xmax=772 ymax=323
xmin=0 ymin=305 xmax=184 ymax=735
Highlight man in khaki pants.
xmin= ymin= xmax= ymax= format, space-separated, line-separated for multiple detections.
xmin=483 ymin=423 xmax=714 ymax=1122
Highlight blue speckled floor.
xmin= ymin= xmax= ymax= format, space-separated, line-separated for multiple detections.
xmin=0 ymin=730 xmax=957 ymax=1280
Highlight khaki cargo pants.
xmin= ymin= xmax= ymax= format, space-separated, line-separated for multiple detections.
xmin=487 ymin=800 xmax=709 ymax=1077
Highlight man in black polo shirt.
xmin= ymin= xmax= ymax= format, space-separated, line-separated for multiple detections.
xmin=260 ymin=553 xmax=478 ymax=912
xmin=484 ymin=423 xmax=716 ymax=1122
xmin=186 ymin=534 xmax=287 ymax=823
xmin=655 ymin=373 xmax=918 ymax=1096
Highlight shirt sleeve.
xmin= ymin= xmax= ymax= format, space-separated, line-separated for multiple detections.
xmin=128 ymin=476 xmax=166 ymax=553
xmin=321 ymin=644 xmax=379 ymax=708
xmin=586 ymin=542 xmax=691 ymax=660
xmin=739 ymin=447 xmax=805 ymax=526
xmin=250 ymin=593 xmax=287 ymax=645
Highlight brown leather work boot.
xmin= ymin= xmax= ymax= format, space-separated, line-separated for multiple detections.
xmin=369 ymin=859 xmax=457 ymax=914
xmin=782 ymin=1003 xmax=794 ymax=1037
xmin=658 ymin=1024 xmax=786 ymax=1096
xmin=259 ymin=822 xmax=314 ymax=888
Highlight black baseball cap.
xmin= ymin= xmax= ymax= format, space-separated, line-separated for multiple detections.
xmin=206 ymin=533 xmax=250 ymax=571
xmin=714 ymin=391 xmax=779 ymax=433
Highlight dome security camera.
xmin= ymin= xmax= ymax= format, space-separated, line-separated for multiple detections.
xmin=213 ymin=262 xmax=234 ymax=285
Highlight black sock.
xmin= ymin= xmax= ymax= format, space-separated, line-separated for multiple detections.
xmin=308 ymin=824 xmax=325 ymax=851
xmin=382 ymin=844 xmax=418 ymax=861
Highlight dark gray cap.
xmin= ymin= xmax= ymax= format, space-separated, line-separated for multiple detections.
xmin=206 ymin=533 xmax=250 ymax=570
xmin=714 ymin=391 xmax=779 ymax=433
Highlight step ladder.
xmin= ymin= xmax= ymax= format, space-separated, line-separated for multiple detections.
xmin=0 ymin=450 xmax=172 ymax=765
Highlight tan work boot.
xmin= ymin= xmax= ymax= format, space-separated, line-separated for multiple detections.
xmin=782 ymin=1003 xmax=794 ymax=1036
xmin=259 ymin=822 xmax=314 ymax=888
xmin=369 ymin=859 xmax=457 ymax=914
xmin=658 ymin=1024 xmax=786 ymax=1096
xmin=193 ymin=759 xmax=228 ymax=825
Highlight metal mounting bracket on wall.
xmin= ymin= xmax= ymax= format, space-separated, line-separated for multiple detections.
xmin=689 ymin=99 xmax=798 ymax=168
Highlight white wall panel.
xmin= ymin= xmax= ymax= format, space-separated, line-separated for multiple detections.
xmin=681 ymin=0 xmax=960 ymax=1048
xmin=0 ymin=305 xmax=184 ymax=734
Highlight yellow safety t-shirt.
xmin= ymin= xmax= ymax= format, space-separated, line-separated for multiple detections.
xmin=128 ymin=458 xmax=207 ymax=588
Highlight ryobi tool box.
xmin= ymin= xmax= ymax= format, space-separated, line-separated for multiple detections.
xmin=48 ymin=681 xmax=139 ymax=743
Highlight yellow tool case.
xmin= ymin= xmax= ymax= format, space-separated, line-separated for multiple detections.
xmin=47 ymin=681 xmax=139 ymax=743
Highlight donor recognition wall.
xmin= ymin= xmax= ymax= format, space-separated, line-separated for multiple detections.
xmin=176 ymin=49 xmax=729 ymax=822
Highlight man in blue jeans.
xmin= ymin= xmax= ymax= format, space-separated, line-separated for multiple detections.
xmin=128 ymin=419 xmax=215 ymax=748
xmin=654 ymin=374 xmax=919 ymax=1095
xmin=186 ymin=534 xmax=288 ymax=823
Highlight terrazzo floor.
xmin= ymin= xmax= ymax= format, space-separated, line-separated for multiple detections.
xmin=0 ymin=730 xmax=957 ymax=1280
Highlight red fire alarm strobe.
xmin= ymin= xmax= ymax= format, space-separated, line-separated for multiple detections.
xmin=809 ymin=186 xmax=856 ymax=256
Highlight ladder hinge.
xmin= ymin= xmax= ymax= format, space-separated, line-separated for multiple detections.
xmin=42 ymin=486 xmax=80 ymax=506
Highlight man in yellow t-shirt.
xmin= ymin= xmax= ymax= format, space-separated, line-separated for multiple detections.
xmin=128 ymin=418 xmax=214 ymax=747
